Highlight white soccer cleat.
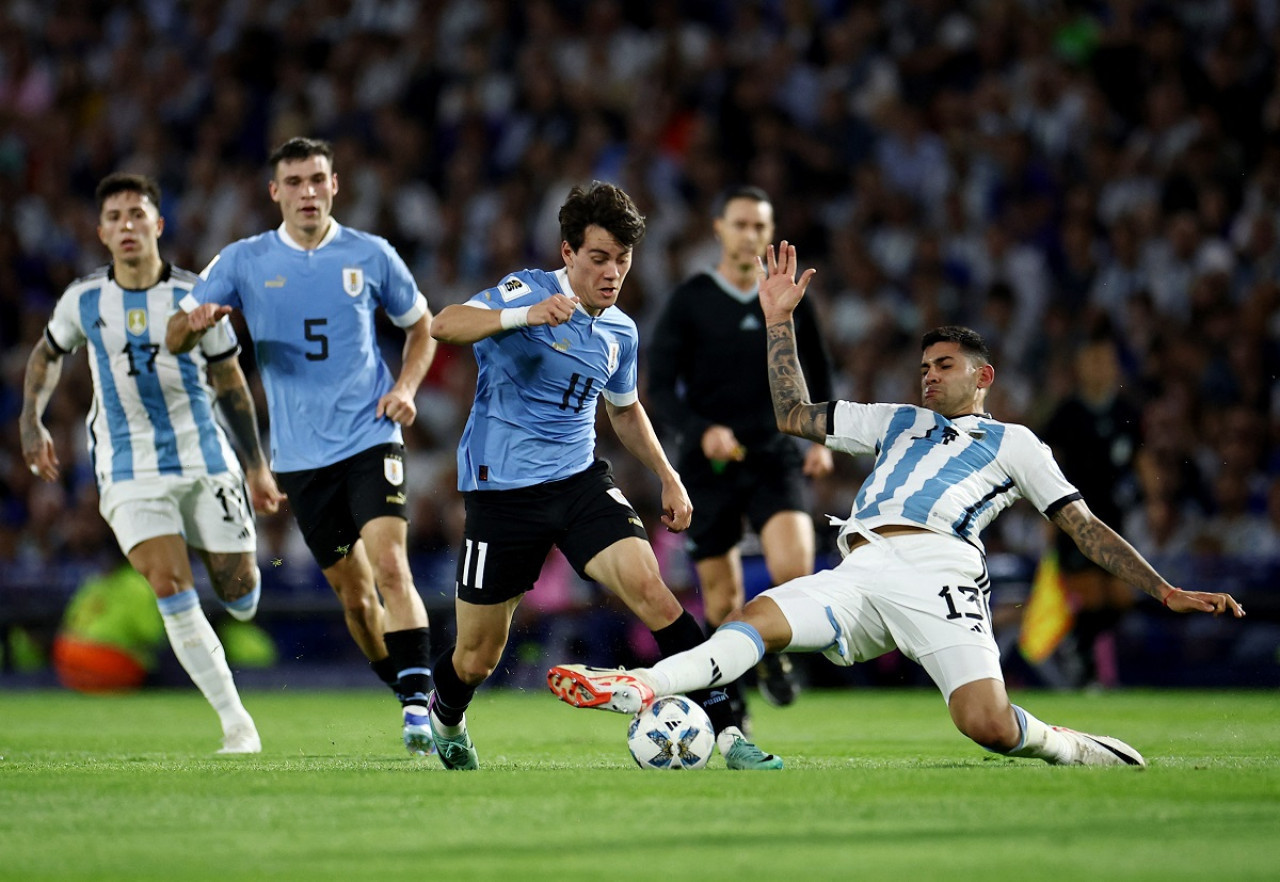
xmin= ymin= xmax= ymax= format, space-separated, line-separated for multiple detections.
xmin=217 ymin=722 xmax=261 ymax=755
xmin=547 ymin=664 xmax=657 ymax=715
xmin=402 ymin=704 xmax=437 ymax=756
xmin=1053 ymin=727 xmax=1145 ymax=767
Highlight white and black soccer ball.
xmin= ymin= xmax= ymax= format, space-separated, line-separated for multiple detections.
xmin=626 ymin=695 xmax=715 ymax=770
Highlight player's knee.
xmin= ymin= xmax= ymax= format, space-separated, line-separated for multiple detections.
xmin=452 ymin=647 xmax=501 ymax=685
xmin=208 ymin=553 xmax=257 ymax=601
xmin=334 ymin=580 xmax=380 ymax=616
xmin=367 ymin=547 xmax=413 ymax=595
xmin=137 ymin=564 xmax=190 ymax=598
xmin=702 ymin=587 xmax=743 ymax=626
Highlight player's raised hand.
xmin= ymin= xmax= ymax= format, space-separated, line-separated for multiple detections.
xmin=1162 ymin=587 xmax=1246 ymax=618
xmin=188 ymin=303 xmax=234 ymax=332
xmin=528 ymin=293 xmax=578 ymax=327
xmin=757 ymin=240 xmax=816 ymax=325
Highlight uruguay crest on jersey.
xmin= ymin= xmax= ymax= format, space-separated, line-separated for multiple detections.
xmin=343 ymin=266 xmax=364 ymax=297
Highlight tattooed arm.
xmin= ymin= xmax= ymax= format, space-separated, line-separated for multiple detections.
xmin=207 ymin=356 xmax=284 ymax=514
xmin=765 ymin=320 xmax=829 ymax=442
xmin=758 ymin=241 xmax=828 ymax=443
xmin=1051 ymin=499 xmax=1245 ymax=617
xmin=20 ymin=337 xmax=64 ymax=481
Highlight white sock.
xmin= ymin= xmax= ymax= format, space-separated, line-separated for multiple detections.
xmin=158 ymin=589 xmax=253 ymax=733
xmin=1004 ymin=705 xmax=1072 ymax=764
xmin=645 ymin=622 xmax=766 ymax=696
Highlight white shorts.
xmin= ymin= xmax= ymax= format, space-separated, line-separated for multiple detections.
xmin=99 ymin=472 xmax=256 ymax=555
xmin=762 ymin=532 xmax=1004 ymax=701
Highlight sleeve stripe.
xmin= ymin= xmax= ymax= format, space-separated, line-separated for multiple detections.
xmin=388 ymin=292 xmax=428 ymax=328
xmin=204 ymin=345 xmax=241 ymax=363
xmin=44 ymin=327 xmax=71 ymax=355
xmin=1043 ymin=492 xmax=1083 ymax=519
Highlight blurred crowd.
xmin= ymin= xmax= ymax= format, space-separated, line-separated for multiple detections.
xmin=4 ymin=0 xmax=1280 ymax=598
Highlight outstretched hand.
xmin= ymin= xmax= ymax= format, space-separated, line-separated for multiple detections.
xmin=757 ymin=240 xmax=816 ymax=325
xmin=1163 ymin=587 xmax=1246 ymax=618
xmin=188 ymin=303 xmax=234 ymax=332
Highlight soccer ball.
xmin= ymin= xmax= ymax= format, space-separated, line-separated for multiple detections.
xmin=626 ymin=695 xmax=715 ymax=770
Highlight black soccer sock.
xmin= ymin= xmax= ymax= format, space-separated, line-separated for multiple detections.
xmin=370 ymin=655 xmax=400 ymax=698
xmin=384 ymin=627 xmax=433 ymax=707
xmin=429 ymin=648 xmax=474 ymax=726
xmin=651 ymin=609 xmax=706 ymax=656
xmin=652 ymin=610 xmax=738 ymax=735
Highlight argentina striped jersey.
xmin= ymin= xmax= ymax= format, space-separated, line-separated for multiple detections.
xmin=46 ymin=264 xmax=241 ymax=489
xmin=827 ymin=401 xmax=1081 ymax=554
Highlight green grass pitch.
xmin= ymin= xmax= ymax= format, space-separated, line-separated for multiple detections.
xmin=1 ymin=687 xmax=1277 ymax=881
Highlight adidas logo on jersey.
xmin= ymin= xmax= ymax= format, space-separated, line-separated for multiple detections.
xmin=93 ymin=317 xmax=108 ymax=329
xmin=739 ymin=315 xmax=761 ymax=331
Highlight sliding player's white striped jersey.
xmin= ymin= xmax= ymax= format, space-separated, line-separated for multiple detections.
xmin=826 ymin=401 xmax=1081 ymax=554
xmin=45 ymin=263 xmax=242 ymax=489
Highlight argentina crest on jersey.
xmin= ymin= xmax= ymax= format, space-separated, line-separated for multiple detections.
xmin=127 ymin=308 xmax=148 ymax=335
xmin=342 ymin=266 xmax=364 ymax=297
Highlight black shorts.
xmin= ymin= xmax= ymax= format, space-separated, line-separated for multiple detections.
xmin=275 ymin=443 xmax=409 ymax=570
xmin=455 ymin=460 xmax=648 ymax=605
xmin=678 ymin=435 xmax=809 ymax=561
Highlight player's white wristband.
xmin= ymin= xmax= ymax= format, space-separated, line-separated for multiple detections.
xmin=499 ymin=306 xmax=531 ymax=330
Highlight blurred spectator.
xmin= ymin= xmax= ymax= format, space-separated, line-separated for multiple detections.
xmin=0 ymin=1 xmax=1278 ymax=690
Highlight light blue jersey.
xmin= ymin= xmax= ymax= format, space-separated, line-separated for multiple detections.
xmin=827 ymin=401 xmax=1081 ymax=554
xmin=47 ymin=264 xmax=240 ymax=488
xmin=181 ymin=221 xmax=427 ymax=472
xmin=457 ymin=267 xmax=639 ymax=492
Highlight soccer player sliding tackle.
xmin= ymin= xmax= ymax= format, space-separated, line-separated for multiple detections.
xmin=549 ymin=241 xmax=1246 ymax=767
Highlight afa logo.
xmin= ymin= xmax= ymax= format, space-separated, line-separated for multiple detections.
xmin=127 ymin=308 xmax=148 ymax=336
xmin=343 ymin=267 xmax=365 ymax=297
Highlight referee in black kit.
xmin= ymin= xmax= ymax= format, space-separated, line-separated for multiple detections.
xmin=648 ymin=186 xmax=835 ymax=729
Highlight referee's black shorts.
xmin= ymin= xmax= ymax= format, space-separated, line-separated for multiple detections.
xmin=678 ymin=434 xmax=809 ymax=561
xmin=275 ymin=442 xmax=410 ymax=570
xmin=455 ymin=459 xmax=648 ymax=605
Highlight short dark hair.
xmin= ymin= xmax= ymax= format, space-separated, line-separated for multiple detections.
xmin=921 ymin=326 xmax=992 ymax=364
xmin=268 ymin=137 xmax=334 ymax=174
xmin=713 ymin=185 xmax=771 ymax=218
xmin=558 ymin=181 xmax=646 ymax=252
xmin=95 ymin=173 xmax=161 ymax=214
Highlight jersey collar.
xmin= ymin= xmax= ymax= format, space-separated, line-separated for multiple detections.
xmin=276 ymin=219 xmax=342 ymax=252
xmin=709 ymin=268 xmax=759 ymax=304
xmin=108 ymin=261 xmax=171 ymax=290
xmin=553 ymin=267 xmax=608 ymax=321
